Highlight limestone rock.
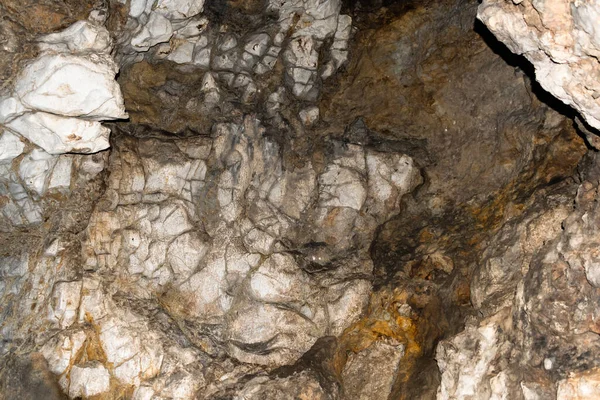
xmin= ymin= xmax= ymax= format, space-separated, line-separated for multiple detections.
xmin=0 ymin=20 xmax=126 ymax=163
xmin=436 ymin=311 xmax=512 ymax=400
xmin=38 ymin=20 xmax=113 ymax=54
xmin=478 ymin=0 xmax=600 ymax=131
xmin=7 ymin=112 xmax=111 ymax=155
xmin=2 ymin=1 xmax=597 ymax=399
xmin=13 ymin=54 xmax=124 ymax=120
xmin=342 ymin=340 xmax=405 ymax=400
xmin=154 ymin=0 xmax=205 ymax=20
xmin=234 ymin=372 xmax=328 ymax=400
xmin=131 ymin=13 xmax=174 ymax=51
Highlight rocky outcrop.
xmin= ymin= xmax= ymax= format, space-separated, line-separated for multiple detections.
xmin=434 ymin=156 xmax=600 ymax=399
xmin=428 ymin=2 xmax=600 ymax=398
xmin=113 ymin=0 xmax=352 ymax=134
xmin=0 ymin=18 xmax=126 ymax=230
xmin=42 ymin=115 xmax=419 ymax=394
xmin=478 ymin=0 xmax=600 ymax=133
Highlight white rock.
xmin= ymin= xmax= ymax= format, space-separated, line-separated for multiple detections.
xmin=193 ymin=46 xmax=211 ymax=68
xmin=305 ymin=0 xmax=341 ymax=21
xmin=293 ymin=15 xmax=339 ymax=40
xmin=176 ymin=17 xmax=209 ymax=38
xmin=327 ymin=279 xmax=371 ymax=336
xmin=161 ymin=370 xmax=203 ymax=398
xmin=285 ymin=36 xmax=319 ymax=70
xmin=167 ymin=232 xmax=208 ymax=278
xmin=244 ymin=33 xmax=270 ymax=57
xmin=0 ymin=178 xmax=43 ymax=225
xmin=319 ymin=164 xmax=366 ymax=210
xmin=133 ymin=386 xmax=156 ymax=400
xmin=226 ymin=301 xmax=325 ymax=366
xmin=130 ymin=0 xmax=152 ymax=18
xmin=335 ymin=14 xmax=352 ymax=41
xmin=7 ymin=112 xmax=110 ymax=155
xmin=0 ymin=97 xmax=26 ymax=124
xmin=478 ymin=0 xmax=600 ymax=130
xmin=292 ymin=82 xmax=317 ymax=100
xmin=38 ymin=20 xmax=112 ymax=54
xmin=557 ymin=369 xmax=600 ymax=399
xmin=18 ymin=149 xmax=57 ymax=196
xmin=182 ymin=259 xmax=227 ymax=318
xmin=330 ymin=49 xmax=348 ymax=68
xmin=218 ymin=35 xmax=238 ymax=52
xmin=15 ymin=54 xmax=126 ymax=120
xmin=212 ymin=51 xmax=238 ymax=71
xmin=49 ymin=280 xmax=82 ymax=329
xmin=267 ymin=165 xmax=316 ymax=220
xmin=320 ymin=61 xmax=336 ymax=80
xmin=342 ymin=340 xmax=405 ymax=400
xmin=366 ymin=152 xmax=421 ymax=221
xmin=436 ymin=313 xmax=507 ymax=400
xmin=152 ymin=203 xmax=193 ymax=238
xmin=299 ymin=106 xmax=319 ymax=126
xmin=99 ymin=317 xmax=140 ymax=365
xmin=0 ymin=130 xmax=25 ymax=165
xmin=167 ymin=40 xmax=195 ymax=63
xmin=132 ymin=13 xmax=174 ymax=50
xmin=78 ymin=278 xmax=109 ymax=321
xmin=48 ymin=156 xmax=73 ymax=190
xmin=489 ymin=371 xmax=511 ymax=400
xmin=155 ymin=0 xmax=205 ymax=20
xmin=291 ymin=67 xmax=315 ymax=84
xmin=201 ymin=72 xmax=219 ymax=92
xmin=68 ymin=362 xmax=111 ymax=398
xmin=249 ymin=253 xmax=311 ymax=303
xmin=41 ymin=330 xmax=87 ymax=375
xmin=143 ymin=157 xmax=204 ymax=196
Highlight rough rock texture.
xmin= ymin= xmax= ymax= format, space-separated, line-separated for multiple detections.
xmin=342 ymin=339 xmax=405 ymax=399
xmin=115 ymin=0 xmax=353 ymax=134
xmin=0 ymin=17 xmax=126 ymax=231
xmin=427 ymin=2 xmax=600 ymax=399
xmin=478 ymin=0 xmax=600 ymax=132
xmin=434 ymin=155 xmax=600 ymax=399
xmin=1 ymin=0 xmax=599 ymax=399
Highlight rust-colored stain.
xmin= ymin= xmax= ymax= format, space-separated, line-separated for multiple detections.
xmin=69 ymin=315 xmax=135 ymax=399
xmin=334 ymin=288 xmax=424 ymax=393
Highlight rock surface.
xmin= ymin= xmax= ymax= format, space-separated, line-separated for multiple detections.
xmin=478 ymin=0 xmax=600 ymax=132
xmin=1 ymin=0 xmax=600 ymax=399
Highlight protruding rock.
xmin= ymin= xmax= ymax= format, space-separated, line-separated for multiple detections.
xmin=7 ymin=112 xmax=110 ymax=155
xmin=342 ymin=340 xmax=405 ymax=400
xmin=478 ymin=0 xmax=600 ymax=130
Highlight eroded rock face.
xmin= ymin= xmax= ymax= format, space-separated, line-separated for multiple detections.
xmin=77 ymin=114 xmax=419 ymax=377
xmin=427 ymin=2 xmax=600 ymax=399
xmin=1 ymin=0 xmax=599 ymax=399
xmin=114 ymin=0 xmax=352 ymax=134
xmin=478 ymin=0 xmax=600 ymax=132
xmin=0 ymin=18 xmax=126 ymax=231
xmin=434 ymin=164 xmax=600 ymax=399
xmin=1 ymin=111 xmax=421 ymax=397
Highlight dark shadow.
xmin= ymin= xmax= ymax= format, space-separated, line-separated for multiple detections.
xmin=474 ymin=19 xmax=600 ymax=150
xmin=474 ymin=19 xmax=578 ymax=120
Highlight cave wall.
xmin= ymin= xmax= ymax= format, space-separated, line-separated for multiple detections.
xmin=0 ymin=0 xmax=598 ymax=399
